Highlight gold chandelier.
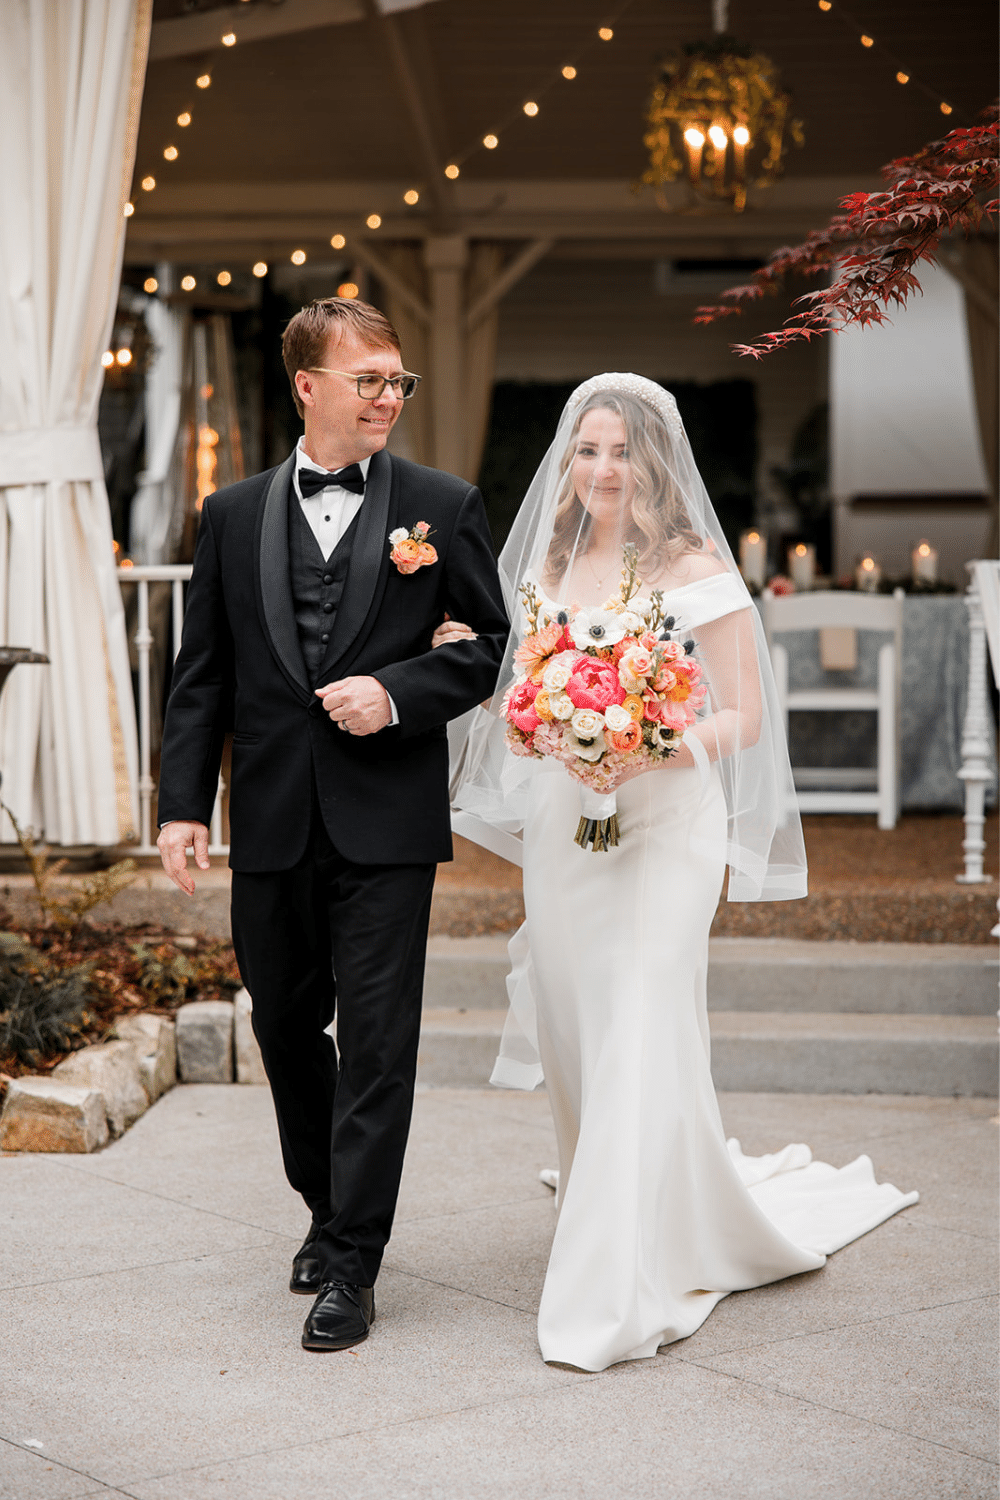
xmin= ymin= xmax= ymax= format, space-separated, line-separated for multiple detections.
xmin=643 ymin=36 xmax=803 ymax=213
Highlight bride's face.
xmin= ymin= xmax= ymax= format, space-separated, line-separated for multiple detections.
xmin=571 ymin=409 xmax=636 ymax=529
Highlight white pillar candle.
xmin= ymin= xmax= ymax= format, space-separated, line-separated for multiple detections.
xmin=855 ymin=555 xmax=882 ymax=592
xmin=787 ymin=542 xmax=816 ymax=590
xmin=912 ymin=539 xmax=938 ymax=584
xmin=739 ymin=529 xmax=767 ymax=587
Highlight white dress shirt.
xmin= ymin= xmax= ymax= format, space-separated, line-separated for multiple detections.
xmin=293 ymin=439 xmax=398 ymax=725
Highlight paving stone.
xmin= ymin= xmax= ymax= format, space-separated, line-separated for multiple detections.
xmin=52 ymin=1040 xmax=149 ymax=1136
xmin=175 ymin=1000 xmax=234 ymax=1084
xmin=0 ymin=1077 xmax=108 ymax=1153
xmin=114 ymin=1013 xmax=177 ymax=1102
xmin=233 ymin=989 xmax=267 ymax=1085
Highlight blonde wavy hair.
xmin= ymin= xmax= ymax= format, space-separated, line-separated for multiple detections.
xmin=543 ymin=392 xmax=703 ymax=589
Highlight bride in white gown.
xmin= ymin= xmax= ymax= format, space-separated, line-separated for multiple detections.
xmin=445 ymin=374 xmax=917 ymax=1373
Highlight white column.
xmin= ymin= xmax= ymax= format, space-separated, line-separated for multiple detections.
xmin=424 ymin=235 xmax=468 ymax=476
xmin=956 ymin=569 xmax=993 ymax=883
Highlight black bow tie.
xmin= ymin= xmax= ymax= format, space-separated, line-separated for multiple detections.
xmin=298 ymin=462 xmax=365 ymax=499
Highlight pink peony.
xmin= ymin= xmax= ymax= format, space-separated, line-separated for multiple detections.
xmin=564 ymin=656 xmax=626 ymax=712
xmin=505 ymin=678 xmax=541 ymax=735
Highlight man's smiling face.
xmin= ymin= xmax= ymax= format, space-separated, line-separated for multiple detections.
xmin=295 ymin=330 xmax=405 ymax=465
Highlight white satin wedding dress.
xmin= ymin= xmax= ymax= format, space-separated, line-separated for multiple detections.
xmin=499 ymin=754 xmax=918 ymax=1374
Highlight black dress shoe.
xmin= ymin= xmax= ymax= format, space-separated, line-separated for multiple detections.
xmin=289 ymin=1221 xmax=323 ymax=1295
xmin=301 ymin=1282 xmax=375 ymax=1352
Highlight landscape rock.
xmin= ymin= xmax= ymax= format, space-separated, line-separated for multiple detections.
xmin=114 ymin=1013 xmax=177 ymax=1101
xmin=0 ymin=1078 xmax=109 ymax=1153
xmin=52 ymin=1041 xmax=149 ymax=1136
xmin=175 ymin=999 xmax=234 ymax=1083
xmin=234 ymin=989 xmax=267 ymax=1085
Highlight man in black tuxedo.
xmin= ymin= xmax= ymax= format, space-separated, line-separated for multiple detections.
xmin=157 ymin=298 xmax=508 ymax=1352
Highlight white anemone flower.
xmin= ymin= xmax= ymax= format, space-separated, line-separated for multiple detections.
xmin=564 ymin=725 xmax=607 ymax=762
xmin=570 ymin=607 xmax=628 ymax=651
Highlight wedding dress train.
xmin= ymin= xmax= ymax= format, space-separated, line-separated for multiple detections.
xmin=501 ymin=760 xmax=918 ymax=1373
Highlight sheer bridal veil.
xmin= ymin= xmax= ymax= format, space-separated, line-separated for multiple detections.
xmin=451 ymin=373 xmax=808 ymax=902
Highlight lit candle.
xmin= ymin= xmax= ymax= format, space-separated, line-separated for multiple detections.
xmin=855 ymin=555 xmax=881 ymax=592
xmin=739 ymin=529 xmax=767 ymax=588
xmin=911 ymin=539 xmax=938 ymax=584
xmin=683 ymin=127 xmax=705 ymax=186
xmin=708 ymin=125 xmax=727 ymax=193
xmin=787 ymin=542 xmax=815 ymax=590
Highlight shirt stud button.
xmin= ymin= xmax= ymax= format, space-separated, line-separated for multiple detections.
xmin=320 ymin=632 xmax=330 ymax=643
xmin=323 ymin=603 xmax=334 ymax=614
xmin=323 ymin=574 xmax=333 ymax=585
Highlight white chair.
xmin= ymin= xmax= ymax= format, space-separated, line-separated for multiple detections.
xmin=763 ymin=588 xmax=905 ymax=829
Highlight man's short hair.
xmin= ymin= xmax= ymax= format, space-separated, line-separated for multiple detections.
xmin=282 ymin=298 xmax=402 ymax=417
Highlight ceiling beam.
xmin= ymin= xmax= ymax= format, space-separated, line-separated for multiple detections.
xmin=466 ymin=239 xmax=554 ymax=330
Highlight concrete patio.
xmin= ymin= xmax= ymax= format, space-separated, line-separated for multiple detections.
xmin=1 ymin=1081 xmax=996 ymax=1499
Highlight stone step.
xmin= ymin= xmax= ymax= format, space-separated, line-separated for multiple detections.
xmin=416 ymin=1008 xmax=999 ymax=1097
xmin=424 ymin=936 xmax=999 ymax=1016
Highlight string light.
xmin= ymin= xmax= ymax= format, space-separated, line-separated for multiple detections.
xmin=123 ymin=201 xmax=134 ymax=217
xmin=141 ymin=175 xmax=155 ymax=191
xmin=523 ymin=100 xmax=539 ymax=116
xmin=562 ymin=65 xmax=577 ymax=79
xmin=217 ymin=270 xmax=231 ymax=286
xmin=290 ymin=249 xmax=307 ymax=265
xmin=177 ymin=111 xmax=191 ymax=127
xmin=116 ymin=348 xmax=132 ymax=367
xmin=940 ymin=101 xmax=953 ymax=114
xmin=101 ymin=351 xmax=115 ymax=368
xmin=896 ymin=70 xmax=909 ymax=84
xmin=444 ymin=164 xmax=460 ymax=178
xmin=221 ymin=31 xmax=236 ymax=46
xmin=483 ymin=134 xmax=499 ymax=149
xmin=196 ymin=73 xmax=211 ymax=89
xmin=163 ymin=144 xmax=178 ymax=161
xmin=338 ymin=282 xmax=360 ymax=299
xmin=812 ymin=1 xmax=967 ymax=120
xmin=330 ymin=233 xmax=347 ymax=249
xmin=143 ymin=276 xmax=158 ymax=293
xmin=366 ymin=213 xmax=382 ymax=227
xmin=598 ymin=27 xmax=613 ymax=41
xmin=403 ymin=189 xmax=420 ymax=204
xmin=818 ymin=1 xmax=832 ymax=9
xmin=860 ymin=34 xmax=874 ymax=47
xmin=252 ymin=261 xmax=268 ymax=277
xmin=181 ymin=275 xmax=196 ymax=291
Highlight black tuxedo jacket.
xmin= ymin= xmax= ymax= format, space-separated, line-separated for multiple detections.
xmin=157 ymin=447 xmax=509 ymax=870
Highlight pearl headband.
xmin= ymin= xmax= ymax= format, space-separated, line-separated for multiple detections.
xmin=566 ymin=373 xmax=685 ymax=442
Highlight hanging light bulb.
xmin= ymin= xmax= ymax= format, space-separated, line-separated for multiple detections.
xmin=562 ymin=65 xmax=577 ymax=79
xmin=444 ymin=164 xmax=460 ymax=178
xmin=163 ymin=145 xmax=178 ymax=161
xmin=177 ymin=111 xmax=191 ymax=127
xmin=290 ymin=249 xmax=307 ymax=265
xmin=366 ymin=213 xmax=382 ymax=227
xmin=860 ymin=34 xmax=874 ymax=47
xmin=141 ymin=176 xmax=156 ymax=191
xmin=181 ymin=275 xmax=196 ymax=291
xmin=896 ymin=70 xmax=910 ymax=84
xmin=331 ymin=233 xmax=347 ymax=249
xmin=403 ymin=189 xmax=420 ymax=204
xmin=221 ymin=31 xmax=236 ymax=46
xmin=196 ymin=73 xmax=211 ymax=89
xmin=940 ymin=101 xmax=953 ymax=114
xmin=143 ymin=276 xmax=158 ymax=293
xmin=483 ymin=134 xmax=499 ymax=150
xmin=522 ymin=101 xmax=539 ymax=117
xmin=116 ymin=348 xmax=133 ymax=367
xmin=123 ymin=201 xmax=135 ymax=217
xmin=101 ymin=351 xmax=115 ymax=368
xmin=252 ymin=261 xmax=268 ymax=277
xmin=598 ymin=27 xmax=614 ymax=41
xmin=217 ymin=270 xmax=232 ymax=286
xmin=338 ymin=282 xmax=360 ymax=299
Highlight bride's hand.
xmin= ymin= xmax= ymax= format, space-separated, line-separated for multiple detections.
xmin=431 ymin=612 xmax=478 ymax=649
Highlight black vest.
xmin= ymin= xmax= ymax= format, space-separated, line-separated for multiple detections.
xmin=288 ymin=495 xmax=359 ymax=685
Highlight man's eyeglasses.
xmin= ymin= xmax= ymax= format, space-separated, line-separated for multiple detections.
xmin=308 ymin=368 xmax=422 ymax=400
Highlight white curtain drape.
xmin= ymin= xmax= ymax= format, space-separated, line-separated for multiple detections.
xmin=0 ymin=0 xmax=151 ymax=845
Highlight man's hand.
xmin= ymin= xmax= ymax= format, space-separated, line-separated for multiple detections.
xmin=316 ymin=675 xmax=392 ymax=736
xmin=157 ymin=821 xmax=210 ymax=895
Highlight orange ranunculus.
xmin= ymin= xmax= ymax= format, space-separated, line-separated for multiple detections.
xmin=607 ymin=720 xmax=642 ymax=752
xmin=416 ymin=541 xmax=438 ymax=566
xmin=622 ymin=694 xmax=645 ymax=722
xmin=391 ymin=537 xmax=423 ymax=573
xmin=533 ymin=688 xmax=555 ymax=721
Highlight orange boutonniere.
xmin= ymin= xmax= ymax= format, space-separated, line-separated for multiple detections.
xmin=389 ymin=521 xmax=438 ymax=575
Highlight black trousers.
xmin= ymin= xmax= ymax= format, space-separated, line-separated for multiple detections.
xmin=230 ymin=809 xmax=435 ymax=1288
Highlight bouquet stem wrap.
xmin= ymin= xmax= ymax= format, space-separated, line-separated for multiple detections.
xmin=574 ymin=788 xmax=620 ymax=853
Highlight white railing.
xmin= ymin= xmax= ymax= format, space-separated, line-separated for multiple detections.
xmin=956 ymin=560 xmax=999 ymax=888
xmin=117 ymin=564 xmax=227 ymax=856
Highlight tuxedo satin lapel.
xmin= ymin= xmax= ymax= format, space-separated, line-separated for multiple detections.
xmin=257 ymin=454 xmax=310 ymax=698
xmin=320 ymin=447 xmax=393 ymax=680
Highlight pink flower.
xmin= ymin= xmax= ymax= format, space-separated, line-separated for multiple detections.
xmin=619 ymin=645 xmax=654 ymax=680
xmin=652 ymin=665 xmax=676 ymax=693
xmin=413 ymin=521 xmax=431 ymax=539
xmin=564 ymin=656 xmax=626 ymax=712
xmin=505 ymin=678 xmax=541 ymax=734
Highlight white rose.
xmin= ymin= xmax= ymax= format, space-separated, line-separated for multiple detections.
xmin=571 ymin=708 xmax=604 ymax=738
xmin=549 ymin=692 xmax=575 ymax=720
xmin=542 ymin=654 xmax=574 ymax=692
xmin=565 ymin=726 xmax=606 ymax=762
xmin=389 ymin=528 xmax=409 ymax=545
xmin=604 ymin=703 xmax=632 ymax=733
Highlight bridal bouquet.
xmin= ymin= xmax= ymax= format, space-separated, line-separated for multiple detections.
xmin=503 ymin=545 xmax=706 ymax=850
